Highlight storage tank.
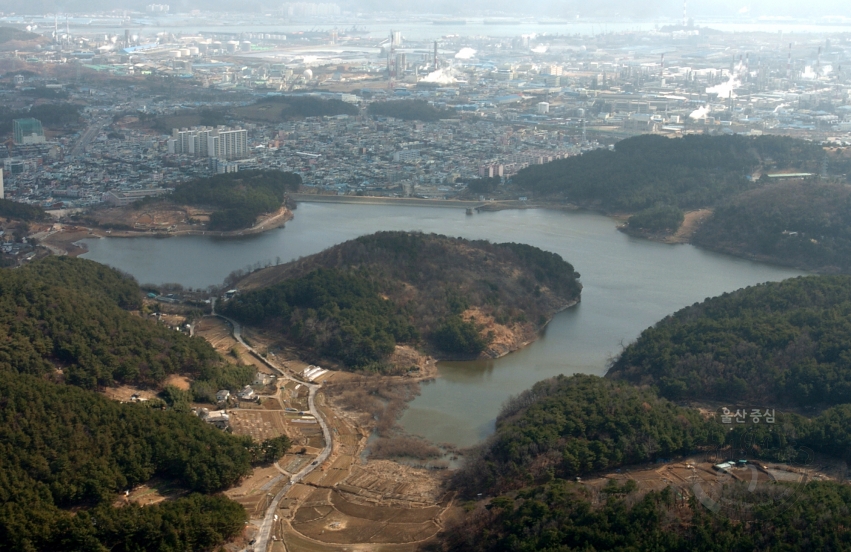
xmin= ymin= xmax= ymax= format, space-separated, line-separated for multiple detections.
xmin=178 ymin=48 xmax=190 ymax=57
xmin=188 ymin=46 xmax=199 ymax=56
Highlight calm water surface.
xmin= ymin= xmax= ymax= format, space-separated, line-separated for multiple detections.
xmin=81 ymin=203 xmax=803 ymax=446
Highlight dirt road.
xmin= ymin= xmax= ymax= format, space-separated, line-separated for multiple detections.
xmin=212 ymin=300 xmax=333 ymax=552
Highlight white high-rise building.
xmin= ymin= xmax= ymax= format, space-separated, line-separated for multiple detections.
xmin=168 ymin=126 xmax=248 ymax=160
xmin=208 ymin=127 xmax=248 ymax=160
xmin=169 ymin=128 xmax=197 ymax=155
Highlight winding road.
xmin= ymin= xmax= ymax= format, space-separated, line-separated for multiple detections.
xmin=212 ymin=300 xmax=333 ymax=552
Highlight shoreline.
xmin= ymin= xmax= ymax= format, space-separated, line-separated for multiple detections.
xmin=98 ymin=206 xmax=294 ymax=239
xmin=475 ymin=296 xmax=581 ymax=361
xmin=41 ymin=207 xmax=294 ymax=254
xmin=289 ymin=192 xmax=576 ymax=212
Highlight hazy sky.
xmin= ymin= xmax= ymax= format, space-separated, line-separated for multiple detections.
xmin=0 ymin=0 xmax=849 ymax=17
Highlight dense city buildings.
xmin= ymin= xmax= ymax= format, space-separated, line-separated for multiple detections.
xmin=1 ymin=12 xmax=851 ymax=210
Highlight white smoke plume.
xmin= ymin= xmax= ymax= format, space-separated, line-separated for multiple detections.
xmin=454 ymin=47 xmax=476 ymax=59
xmin=705 ymin=60 xmax=746 ymax=98
xmin=421 ymin=68 xmax=458 ymax=84
xmin=689 ymin=105 xmax=710 ymax=119
xmin=531 ymin=44 xmax=548 ymax=54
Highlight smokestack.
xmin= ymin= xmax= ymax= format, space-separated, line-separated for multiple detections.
xmin=787 ymin=43 xmax=792 ymax=79
xmin=683 ymin=0 xmax=687 ymax=27
xmin=388 ymin=30 xmax=394 ymax=77
xmin=817 ymin=46 xmax=822 ymax=74
xmin=434 ymin=41 xmax=438 ymax=70
xmin=661 ymin=53 xmax=665 ymax=77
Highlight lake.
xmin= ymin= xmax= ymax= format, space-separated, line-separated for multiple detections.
xmin=81 ymin=202 xmax=803 ymax=446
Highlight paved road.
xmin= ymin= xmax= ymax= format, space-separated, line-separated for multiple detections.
xmin=69 ymin=118 xmax=107 ymax=157
xmin=212 ymin=300 xmax=333 ymax=552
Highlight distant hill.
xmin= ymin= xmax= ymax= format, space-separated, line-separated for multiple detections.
xmin=0 ymin=26 xmax=40 ymax=44
xmin=257 ymin=95 xmax=359 ymax=118
xmin=511 ymin=134 xmax=823 ymax=212
xmin=692 ymin=181 xmax=851 ymax=272
xmin=367 ymin=99 xmax=457 ymax=121
xmin=607 ymin=275 xmax=851 ymax=407
xmin=221 ymin=231 xmax=582 ymax=372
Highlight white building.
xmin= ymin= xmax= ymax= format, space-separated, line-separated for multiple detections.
xmin=168 ymin=126 xmax=248 ymax=160
xmin=238 ymin=385 xmax=256 ymax=401
xmin=393 ymin=149 xmax=421 ymax=163
xmin=209 ymin=127 xmax=248 ymax=160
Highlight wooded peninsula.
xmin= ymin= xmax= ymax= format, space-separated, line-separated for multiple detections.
xmin=222 ymin=231 xmax=582 ymax=373
xmin=437 ymin=274 xmax=851 ymax=552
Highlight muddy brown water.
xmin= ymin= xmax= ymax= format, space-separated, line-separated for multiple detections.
xmin=81 ymin=202 xmax=803 ymax=447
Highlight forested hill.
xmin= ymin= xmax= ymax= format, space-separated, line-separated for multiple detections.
xmin=168 ymin=169 xmax=301 ymax=231
xmin=511 ymin=134 xmax=823 ymax=211
xmin=256 ymin=95 xmax=359 ymax=118
xmin=441 ymin=276 xmax=851 ymax=551
xmin=221 ymin=232 xmax=581 ymax=372
xmin=442 ymin=373 xmax=851 ymax=551
xmin=0 ymin=256 xmax=291 ymax=549
xmin=453 ymin=374 xmax=725 ymax=497
xmin=692 ymin=181 xmax=851 ymax=272
xmin=0 ymin=371 xmax=251 ymax=551
xmin=0 ymin=256 xmax=252 ymax=397
xmin=607 ymin=275 xmax=851 ymax=407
